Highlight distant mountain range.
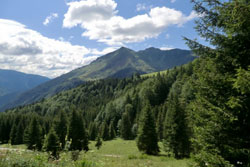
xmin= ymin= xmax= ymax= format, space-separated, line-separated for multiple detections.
xmin=0 ymin=69 xmax=50 ymax=107
xmin=0 ymin=47 xmax=195 ymax=111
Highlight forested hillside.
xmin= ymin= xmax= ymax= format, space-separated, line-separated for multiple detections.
xmin=0 ymin=47 xmax=194 ymax=112
xmin=0 ymin=60 xmax=195 ymax=154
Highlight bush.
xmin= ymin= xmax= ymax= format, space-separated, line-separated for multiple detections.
xmin=128 ymin=154 xmax=138 ymax=160
xmin=71 ymin=150 xmax=80 ymax=161
xmin=80 ymin=159 xmax=96 ymax=167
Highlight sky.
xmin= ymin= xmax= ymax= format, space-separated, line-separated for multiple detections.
xmin=0 ymin=0 xmax=204 ymax=78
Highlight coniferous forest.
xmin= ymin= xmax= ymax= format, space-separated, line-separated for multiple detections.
xmin=0 ymin=0 xmax=250 ymax=167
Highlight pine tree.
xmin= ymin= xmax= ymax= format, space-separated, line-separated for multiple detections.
xmin=100 ymin=122 xmax=109 ymax=141
xmin=109 ymin=122 xmax=116 ymax=140
xmin=68 ymin=110 xmax=88 ymax=151
xmin=53 ymin=110 xmax=68 ymax=149
xmin=24 ymin=116 xmax=43 ymax=150
xmin=43 ymin=128 xmax=60 ymax=159
xmin=10 ymin=124 xmax=17 ymax=145
xmin=136 ymin=104 xmax=159 ymax=155
xmin=95 ymin=136 xmax=102 ymax=150
xmin=88 ymin=122 xmax=97 ymax=140
xmin=163 ymin=81 xmax=190 ymax=159
xmin=185 ymin=0 xmax=250 ymax=166
xmin=1 ymin=117 xmax=12 ymax=143
xmin=156 ymin=108 xmax=165 ymax=141
xmin=120 ymin=111 xmax=132 ymax=140
xmin=16 ymin=120 xmax=24 ymax=144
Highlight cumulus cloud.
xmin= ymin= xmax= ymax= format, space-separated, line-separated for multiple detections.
xmin=43 ymin=13 xmax=58 ymax=26
xmin=0 ymin=19 xmax=101 ymax=78
xmin=63 ymin=0 xmax=117 ymax=28
xmin=63 ymin=0 xmax=197 ymax=45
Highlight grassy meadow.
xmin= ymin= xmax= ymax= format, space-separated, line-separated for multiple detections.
xmin=0 ymin=138 xmax=193 ymax=167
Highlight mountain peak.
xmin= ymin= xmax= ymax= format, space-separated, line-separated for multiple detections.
xmin=0 ymin=47 xmax=194 ymax=112
xmin=119 ymin=46 xmax=129 ymax=49
xmin=117 ymin=47 xmax=133 ymax=52
xmin=145 ymin=47 xmax=160 ymax=51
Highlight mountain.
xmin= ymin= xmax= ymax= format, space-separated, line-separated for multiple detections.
xmin=0 ymin=69 xmax=50 ymax=107
xmin=137 ymin=47 xmax=194 ymax=71
xmin=0 ymin=47 xmax=194 ymax=111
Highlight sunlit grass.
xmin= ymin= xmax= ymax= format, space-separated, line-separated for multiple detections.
xmin=141 ymin=69 xmax=169 ymax=78
xmin=0 ymin=138 xmax=194 ymax=167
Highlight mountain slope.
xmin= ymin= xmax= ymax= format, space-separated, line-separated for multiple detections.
xmin=0 ymin=47 xmax=194 ymax=111
xmin=70 ymin=47 xmax=155 ymax=80
xmin=138 ymin=47 xmax=195 ymax=71
xmin=0 ymin=69 xmax=50 ymax=97
xmin=0 ymin=69 xmax=50 ymax=107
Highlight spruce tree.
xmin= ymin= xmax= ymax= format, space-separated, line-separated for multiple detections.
xmin=43 ymin=128 xmax=60 ymax=159
xmin=88 ymin=122 xmax=97 ymax=140
xmin=100 ymin=122 xmax=109 ymax=141
xmin=68 ymin=110 xmax=88 ymax=151
xmin=136 ymin=104 xmax=159 ymax=155
xmin=95 ymin=136 xmax=102 ymax=150
xmin=163 ymin=81 xmax=190 ymax=159
xmin=53 ymin=110 xmax=68 ymax=149
xmin=156 ymin=108 xmax=165 ymax=141
xmin=185 ymin=0 xmax=250 ymax=166
xmin=10 ymin=124 xmax=17 ymax=145
xmin=109 ymin=122 xmax=116 ymax=140
xmin=24 ymin=116 xmax=43 ymax=150
xmin=16 ymin=120 xmax=24 ymax=144
xmin=120 ymin=111 xmax=132 ymax=140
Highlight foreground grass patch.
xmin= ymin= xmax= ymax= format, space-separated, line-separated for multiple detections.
xmin=0 ymin=139 xmax=194 ymax=167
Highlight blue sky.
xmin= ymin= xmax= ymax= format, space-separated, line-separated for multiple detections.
xmin=0 ymin=0 xmax=203 ymax=78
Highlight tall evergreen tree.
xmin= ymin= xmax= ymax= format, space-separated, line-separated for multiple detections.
xmin=100 ymin=122 xmax=109 ymax=141
xmin=23 ymin=116 xmax=43 ymax=150
xmin=10 ymin=124 xmax=17 ymax=145
xmin=53 ymin=110 xmax=68 ymax=149
xmin=43 ymin=128 xmax=60 ymax=159
xmin=185 ymin=0 xmax=250 ymax=166
xmin=136 ymin=104 xmax=159 ymax=155
xmin=95 ymin=136 xmax=102 ymax=150
xmin=109 ymin=122 xmax=116 ymax=140
xmin=68 ymin=110 xmax=88 ymax=151
xmin=16 ymin=119 xmax=24 ymax=144
xmin=88 ymin=122 xmax=97 ymax=140
xmin=156 ymin=108 xmax=165 ymax=141
xmin=163 ymin=81 xmax=191 ymax=159
xmin=120 ymin=111 xmax=132 ymax=140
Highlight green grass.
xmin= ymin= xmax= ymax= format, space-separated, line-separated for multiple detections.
xmin=0 ymin=144 xmax=26 ymax=149
xmin=0 ymin=139 xmax=194 ymax=167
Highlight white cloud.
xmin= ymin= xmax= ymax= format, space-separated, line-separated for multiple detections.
xmin=63 ymin=0 xmax=197 ymax=45
xmin=171 ymin=0 xmax=176 ymax=3
xmin=63 ymin=0 xmax=117 ymax=28
xmin=43 ymin=13 xmax=58 ymax=26
xmin=0 ymin=19 xmax=100 ymax=78
xmin=160 ymin=46 xmax=174 ymax=50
